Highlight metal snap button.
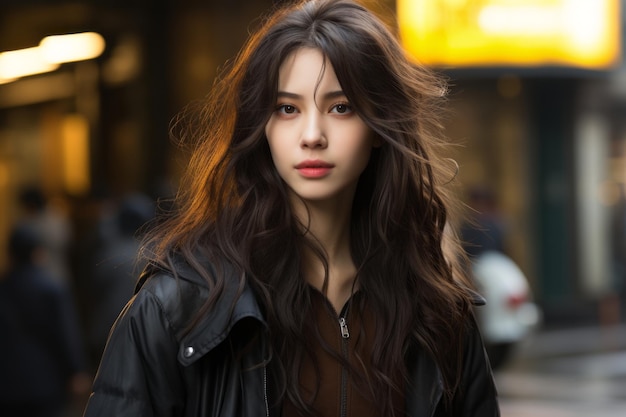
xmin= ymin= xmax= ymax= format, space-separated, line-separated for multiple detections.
xmin=184 ymin=346 xmax=195 ymax=358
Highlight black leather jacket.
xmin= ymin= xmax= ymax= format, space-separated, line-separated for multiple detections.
xmin=83 ymin=259 xmax=499 ymax=417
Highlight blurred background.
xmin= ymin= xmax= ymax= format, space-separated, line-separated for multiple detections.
xmin=0 ymin=0 xmax=624 ymax=416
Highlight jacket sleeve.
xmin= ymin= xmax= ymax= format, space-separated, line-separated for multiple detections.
xmin=452 ymin=313 xmax=501 ymax=416
xmin=83 ymin=287 xmax=185 ymax=417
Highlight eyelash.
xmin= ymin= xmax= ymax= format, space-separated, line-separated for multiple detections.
xmin=274 ymin=102 xmax=353 ymax=115
xmin=330 ymin=102 xmax=352 ymax=114
xmin=275 ymin=104 xmax=297 ymax=114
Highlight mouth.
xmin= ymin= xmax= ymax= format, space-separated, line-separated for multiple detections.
xmin=295 ymin=160 xmax=334 ymax=169
xmin=295 ymin=160 xmax=334 ymax=178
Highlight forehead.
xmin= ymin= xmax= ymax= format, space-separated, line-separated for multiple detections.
xmin=277 ymin=47 xmax=341 ymax=92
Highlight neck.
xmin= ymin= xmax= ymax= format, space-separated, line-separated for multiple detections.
xmin=292 ymin=195 xmax=358 ymax=313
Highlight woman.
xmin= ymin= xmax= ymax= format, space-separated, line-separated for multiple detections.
xmin=83 ymin=1 xmax=499 ymax=416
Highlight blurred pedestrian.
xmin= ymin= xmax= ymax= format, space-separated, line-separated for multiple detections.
xmin=461 ymin=185 xmax=508 ymax=259
xmin=18 ymin=185 xmax=73 ymax=287
xmin=87 ymin=193 xmax=155 ymax=362
xmin=0 ymin=224 xmax=90 ymax=417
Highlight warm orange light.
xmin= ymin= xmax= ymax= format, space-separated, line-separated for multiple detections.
xmin=0 ymin=47 xmax=59 ymax=82
xmin=0 ymin=32 xmax=105 ymax=83
xmin=61 ymin=114 xmax=90 ymax=195
xmin=40 ymin=32 xmax=106 ymax=64
xmin=397 ymin=0 xmax=621 ymax=69
xmin=0 ymin=162 xmax=8 ymax=188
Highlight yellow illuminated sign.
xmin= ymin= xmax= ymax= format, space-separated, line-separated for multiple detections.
xmin=397 ymin=0 xmax=621 ymax=69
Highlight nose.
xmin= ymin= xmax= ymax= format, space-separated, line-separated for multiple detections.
xmin=300 ymin=111 xmax=326 ymax=149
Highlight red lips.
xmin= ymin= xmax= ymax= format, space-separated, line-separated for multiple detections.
xmin=295 ymin=160 xmax=334 ymax=178
xmin=295 ymin=159 xmax=334 ymax=169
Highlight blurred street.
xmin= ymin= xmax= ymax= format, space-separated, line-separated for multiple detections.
xmin=495 ymin=324 xmax=626 ymax=416
xmin=1 ymin=0 xmax=626 ymax=415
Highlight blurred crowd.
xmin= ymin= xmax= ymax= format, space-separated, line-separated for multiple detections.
xmin=0 ymin=186 xmax=158 ymax=417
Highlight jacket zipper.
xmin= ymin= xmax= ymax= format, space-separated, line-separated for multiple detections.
xmin=339 ymin=309 xmax=350 ymax=417
xmin=263 ymin=365 xmax=269 ymax=417
xmin=339 ymin=317 xmax=350 ymax=338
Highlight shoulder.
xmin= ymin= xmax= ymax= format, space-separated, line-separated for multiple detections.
xmin=100 ymin=256 xmax=211 ymax=342
xmin=127 ymin=260 xmax=214 ymax=343
xmin=126 ymin=254 xmax=266 ymax=364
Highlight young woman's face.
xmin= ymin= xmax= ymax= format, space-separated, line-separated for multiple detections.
xmin=265 ymin=48 xmax=375 ymax=206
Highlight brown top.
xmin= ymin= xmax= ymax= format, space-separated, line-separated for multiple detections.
xmin=282 ymin=287 xmax=404 ymax=417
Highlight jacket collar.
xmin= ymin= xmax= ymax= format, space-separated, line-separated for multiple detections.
xmin=138 ymin=256 xmax=268 ymax=367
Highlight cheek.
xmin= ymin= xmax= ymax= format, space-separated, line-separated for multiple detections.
xmin=340 ymin=138 xmax=373 ymax=176
xmin=358 ymin=130 xmax=376 ymax=171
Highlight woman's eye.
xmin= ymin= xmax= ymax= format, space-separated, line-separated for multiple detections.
xmin=276 ymin=104 xmax=297 ymax=114
xmin=331 ymin=103 xmax=352 ymax=114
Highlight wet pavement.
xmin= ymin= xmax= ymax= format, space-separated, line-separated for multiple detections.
xmin=494 ymin=324 xmax=626 ymax=416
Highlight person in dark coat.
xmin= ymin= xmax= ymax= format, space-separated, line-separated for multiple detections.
xmin=0 ymin=224 xmax=90 ymax=417
xmin=87 ymin=193 xmax=156 ymax=362
xmin=84 ymin=1 xmax=499 ymax=416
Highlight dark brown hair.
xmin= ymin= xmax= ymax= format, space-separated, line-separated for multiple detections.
xmin=142 ymin=0 xmax=473 ymax=414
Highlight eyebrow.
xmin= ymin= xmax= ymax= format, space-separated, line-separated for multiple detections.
xmin=276 ymin=90 xmax=346 ymax=100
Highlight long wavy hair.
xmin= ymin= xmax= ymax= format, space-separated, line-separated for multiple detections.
xmin=142 ymin=0 xmax=474 ymax=414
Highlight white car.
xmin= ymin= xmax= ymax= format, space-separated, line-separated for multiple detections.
xmin=472 ymin=250 xmax=541 ymax=369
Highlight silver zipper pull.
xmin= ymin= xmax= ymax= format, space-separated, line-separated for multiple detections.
xmin=339 ymin=317 xmax=350 ymax=339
